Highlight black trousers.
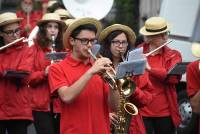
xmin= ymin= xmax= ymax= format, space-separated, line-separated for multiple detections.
xmin=52 ymin=113 xmax=60 ymax=134
xmin=0 ymin=120 xmax=31 ymax=134
xmin=143 ymin=116 xmax=175 ymax=134
xmin=32 ymin=111 xmax=55 ymax=134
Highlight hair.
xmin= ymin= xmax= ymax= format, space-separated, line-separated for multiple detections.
xmin=47 ymin=2 xmax=65 ymax=13
xmin=36 ymin=22 xmax=64 ymax=51
xmin=99 ymin=30 xmax=131 ymax=62
xmin=0 ymin=26 xmax=5 ymax=46
xmin=70 ymin=24 xmax=97 ymax=38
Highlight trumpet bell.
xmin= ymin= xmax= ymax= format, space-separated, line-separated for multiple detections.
xmin=124 ymin=102 xmax=138 ymax=116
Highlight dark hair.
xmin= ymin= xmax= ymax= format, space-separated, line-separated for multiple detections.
xmin=47 ymin=2 xmax=65 ymax=13
xmin=70 ymin=24 xmax=97 ymax=38
xmin=99 ymin=30 xmax=131 ymax=62
xmin=36 ymin=22 xmax=64 ymax=51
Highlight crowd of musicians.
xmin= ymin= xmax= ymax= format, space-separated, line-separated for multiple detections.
xmin=0 ymin=0 xmax=200 ymax=134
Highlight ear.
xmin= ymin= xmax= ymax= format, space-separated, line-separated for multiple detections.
xmin=0 ymin=31 xmax=3 ymax=37
xmin=69 ymin=37 xmax=75 ymax=46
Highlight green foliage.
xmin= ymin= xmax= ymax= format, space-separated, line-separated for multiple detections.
xmin=105 ymin=0 xmax=139 ymax=35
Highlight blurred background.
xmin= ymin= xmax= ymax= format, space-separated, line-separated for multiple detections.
xmin=0 ymin=0 xmax=199 ymax=134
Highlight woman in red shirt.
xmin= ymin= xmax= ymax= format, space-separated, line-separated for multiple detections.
xmin=99 ymin=24 xmax=152 ymax=134
xmin=0 ymin=12 xmax=33 ymax=134
xmin=28 ymin=13 xmax=65 ymax=134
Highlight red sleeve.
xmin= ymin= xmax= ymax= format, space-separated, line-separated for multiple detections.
xmin=131 ymin=87 xmax=153 ymax=108
xmin=17 ymin=46 xmax=34 ymax=72
xmin=28 ymin=71 xmax=46 ymax=87
xmin=0 ymin=64 xmax=3 ymax=77
xmin=48 ymin=64 xmax=69 ymax=94
xmin=187 ymin=61 xmax=200 ymax=97
xmin=130 ymin=72 xmax=153 ymax=108
xmin=149 ymin=50 xmax=182 ymax=84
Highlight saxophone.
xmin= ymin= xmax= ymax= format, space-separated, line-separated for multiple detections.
xmin=87 ymin=49 xmax=138 ymax=134
xmin=114 ymin=77 xmax=138 ymax=134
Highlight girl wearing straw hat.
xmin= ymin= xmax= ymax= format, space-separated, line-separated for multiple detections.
xmin=99 ymin=24 xmax=152 ymax=134
xmin=28 ymin=13 xmax=65 ymax=134
xmin=138 ymin=16 xmax=182 ymax=134
xmin=186 ymin=44 xmax=200 ymax=134
xmin=0 ymin=12 xmax=33 ymax=134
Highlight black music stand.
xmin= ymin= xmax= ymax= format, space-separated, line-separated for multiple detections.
xmin=45 ymin=52 xmax=67 ymax=61
xmin=3 ymin=70 xmax=30 ymax=78
xmin=167 ymin=62 xmax=190 ymax=75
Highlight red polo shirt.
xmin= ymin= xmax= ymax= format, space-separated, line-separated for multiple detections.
xmin=48 ymin=53 xmax=110 ymax=134
xmin=138 ymin=42 xmax=182 ymax=127
xmin=186 ymin=60 xmax=200 ymax=97
xmin=186 ymin=60 xmax=200 ymax=134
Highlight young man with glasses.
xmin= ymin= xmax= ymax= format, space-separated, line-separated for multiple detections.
xmin=0 ymin=12 xmax=33 ymax=134
xmin=48 ymin=18 xmax=120 ymax=134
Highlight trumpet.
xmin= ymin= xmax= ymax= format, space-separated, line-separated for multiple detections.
xmin=87 ymin=49 xmax=117 ymax=89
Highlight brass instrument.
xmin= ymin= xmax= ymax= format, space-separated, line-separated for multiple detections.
xmin=88 ymin=49 xmax=138 ymax=134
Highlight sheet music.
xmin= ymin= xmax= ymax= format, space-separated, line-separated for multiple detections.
xmin=127 ymin=47 xmax=144 ymax=61
xmin=116 ymin=48 xmax=147 ymax=79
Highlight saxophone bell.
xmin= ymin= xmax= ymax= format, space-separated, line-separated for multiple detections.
xmin=124 ymin=102 xmax=138 ymax=116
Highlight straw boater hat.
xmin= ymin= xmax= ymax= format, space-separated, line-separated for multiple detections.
xmin=140 ymin=17 xmax=171 ymax=36
xmin=191 ymin=42 xmax=200 ymax=57
xmin=37 ymin=13 xmax=65 ymax=26
xmin=63 ymin=17 xmax=102 ymax=49
xmin=0 ymin=12 xmax=23 ymax=27
xmin=99 ymin=24 xmax=136 ymax=47
xmin=54 ymin=9 xmax=72 ymax=19
xmin=64 ymin=19 xmax=75 ymax=27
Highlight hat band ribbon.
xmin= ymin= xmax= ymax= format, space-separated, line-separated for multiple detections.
xmin=146 ymin=26 xmax=167 ymax=32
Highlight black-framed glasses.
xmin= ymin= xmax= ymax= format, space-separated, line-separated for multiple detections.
xmin=74 ymin=37 xmax=97 ymax=46
xmin=111 ymin=40 xmax=128 ymax=47
xmin=2 ymin=28 xmax=21 ymax=37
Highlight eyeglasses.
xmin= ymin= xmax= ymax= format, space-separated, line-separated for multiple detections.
xmin=2 ymin=28 xmax=21 ymax=37
xmin=111 ymin=40 xmax=128 ymax=47
xmin=74 ymin=37 xmax=97 ymax=46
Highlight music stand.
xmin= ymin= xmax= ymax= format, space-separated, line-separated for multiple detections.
xmin=115 ymin=58 xmax=146 ymax=79
xmin=3 ymin=70 xmax=30 ymax=78
xmin=45 ymin=52 xmax=67 ymax=61
xmin=167 ymin=62 xmax=190 ymax=75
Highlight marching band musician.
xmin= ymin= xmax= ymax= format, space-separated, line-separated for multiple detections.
xmin=48 ymin=17 xmax=120 ymax=134
xmin=99 ymin=24 xmax=152 ymax=134
xmin=16 ymin=0 xmax=43 ymax=37
xmin=0 ymin=12 xmax=33 ymax=134
xmin=138 ymin=17 xmax=182 ymax=134
xmin=186 ymin=45 xmax=200 ymax=134
xmin=28 ymin=13 xmax=65 ymax=134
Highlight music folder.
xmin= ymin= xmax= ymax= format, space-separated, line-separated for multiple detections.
xmin=3 ymin=70 xmax=30 ymax=78
xmin=167 ymin=62 xmax=190 ymax=75
xmin=45 ymin=52 xmax=67 ymax=61
xmin=115 ymin=58 xmax=146 ymax=79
